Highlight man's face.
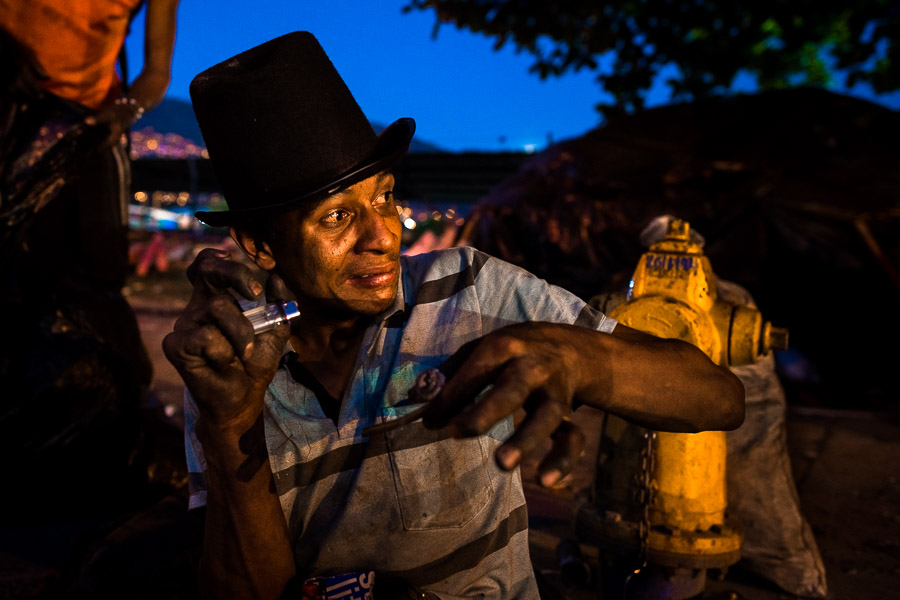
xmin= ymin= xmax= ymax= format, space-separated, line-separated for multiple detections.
xmin=265 ymin=171 xmax=402 ymax=319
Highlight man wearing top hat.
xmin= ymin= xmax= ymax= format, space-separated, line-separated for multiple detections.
xmin=163 ymin=31 xmax=744 ymax=599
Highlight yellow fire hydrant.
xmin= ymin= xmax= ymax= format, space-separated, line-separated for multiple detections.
xmin=576 ymin=218 xmax=788 ymax=599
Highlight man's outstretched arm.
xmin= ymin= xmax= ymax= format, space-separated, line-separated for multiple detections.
xmin=423 ymin=321 xmax=745 ymax=486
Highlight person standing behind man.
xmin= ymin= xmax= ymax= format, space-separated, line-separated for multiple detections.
xmin=0 ymin=0 xmax=180 ymax=363
xmin=0 ymin=0 xmax=181 ymax=514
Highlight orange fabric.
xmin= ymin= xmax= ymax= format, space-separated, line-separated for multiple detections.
xmin=0 ymin=0 xmax=143 ymax=110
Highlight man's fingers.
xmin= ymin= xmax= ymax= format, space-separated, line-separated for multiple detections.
xmin=205 ymin=295 xmax=258 ymax=359
xmin=418 ymin=325 xmax=583 ymax=484
xmin=186 ymin=248 xmax=227 ymax=286
xmin=446 ymin=357 xmax=552 ymax=436
xmin=536 ymin=419 xmax=586 ymax=488
xmin=167 ymin=295 xmax=258 ymax=368
xmin=187 ymin=248 xmax=264 ymax=300
xmin=164 ymin=323 xmax=237 ymax=373
xmin=422 ymin=337 xmax=518 ymax=428
xmin=265 ymin=271 xmax=293 ymax=303
xmin=435 ymin=338 xmax=480 ymax=378
xmin=491 ymin=391 xmax=567 ymax=470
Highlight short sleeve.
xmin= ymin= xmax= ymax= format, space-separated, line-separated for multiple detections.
xmin=470 ymin=248 xmax=617 ymax=334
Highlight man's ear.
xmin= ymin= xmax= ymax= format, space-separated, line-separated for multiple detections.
xmin=230 ymin=226 xmax=276 ymax=271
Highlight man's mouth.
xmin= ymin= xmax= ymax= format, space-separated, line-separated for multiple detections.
xmin=347 ymin=266 xmax=397 ymax=288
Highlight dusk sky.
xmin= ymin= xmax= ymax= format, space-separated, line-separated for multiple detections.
xmin=125 ymin=1 xmax=900 ymax=153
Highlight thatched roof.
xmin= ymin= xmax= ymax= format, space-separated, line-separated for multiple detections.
xmin=459 ymin=88 xmax=900 ymax=408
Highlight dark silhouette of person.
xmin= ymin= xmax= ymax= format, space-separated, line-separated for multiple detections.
xmin=0 ymin=0 xmax=182 ymax=517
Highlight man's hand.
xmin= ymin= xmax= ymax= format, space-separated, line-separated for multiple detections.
xmin=166 ymin=248 xmax=299 ymax=599
xmin=421 ymin=320 xmax=746 ymax=489
xmin=163 ymin=248 xmax=292 ymax=429
xmin=422 ymin=322 xmax=589 ymax=488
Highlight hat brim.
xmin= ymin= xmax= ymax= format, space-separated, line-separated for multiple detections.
xmin=194 ymin=117 xmax=415 ymax=228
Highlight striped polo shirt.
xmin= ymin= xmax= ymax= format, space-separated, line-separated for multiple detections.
xmin=184 ymin=246 xmax=616 ymax=598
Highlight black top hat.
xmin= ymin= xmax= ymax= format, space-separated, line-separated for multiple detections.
xmin=189 ymin=31 xmax=415 ymax=227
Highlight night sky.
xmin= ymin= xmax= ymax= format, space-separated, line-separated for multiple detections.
xmin=125 ymin=1 xmax=900 ymax=153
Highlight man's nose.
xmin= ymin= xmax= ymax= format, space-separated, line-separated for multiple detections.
xmin=355 ymin=208 xmax=397 ymax=254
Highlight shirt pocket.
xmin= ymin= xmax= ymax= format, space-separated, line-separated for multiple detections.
xmin=386 ymin=422 xmax=494 ymax=530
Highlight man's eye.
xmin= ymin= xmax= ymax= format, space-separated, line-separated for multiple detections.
xmin=322 ymin=209 xmax=350 ymax=225
xmin=373 ymin=190 xmax=395 ymax=211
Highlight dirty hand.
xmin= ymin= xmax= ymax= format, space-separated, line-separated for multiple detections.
xmin=162 ymin=249 xmax=292 ymax=428
xmin=422 ymin=322 xmax=588 ymax=488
